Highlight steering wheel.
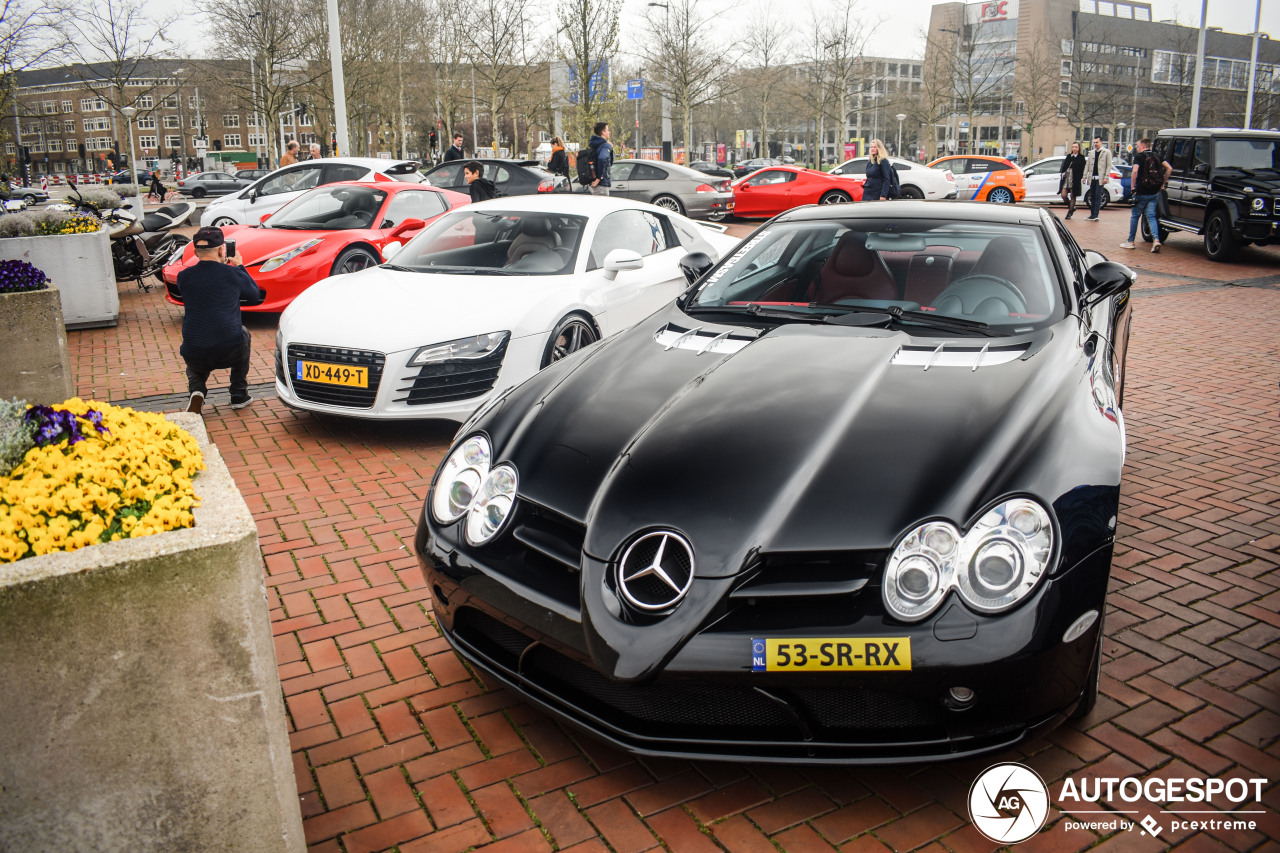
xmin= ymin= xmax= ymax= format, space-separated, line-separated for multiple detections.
xmin=933 ymin=274 xmax=1028 ymax=317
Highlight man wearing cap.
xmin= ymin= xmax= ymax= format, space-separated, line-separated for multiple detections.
xmin=177 ymin=226 xmax=265 ymax=414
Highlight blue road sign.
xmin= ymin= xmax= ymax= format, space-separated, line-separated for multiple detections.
xmin=627 ymin=79 xmax=644 ymax=100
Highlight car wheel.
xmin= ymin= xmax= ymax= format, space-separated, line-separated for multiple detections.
xmin=1069 ymin=637 xmax=1102 ymax=721
xmin=900 ymin=185 xmax=924 ymax=200
xmin=192 ymin=187 xmax=207 ymax=198
xmin=820 ymin=190 xmax=851 ymax=204
xmin=1204 ymin=209 xmax=1239 ymax=262
xmin=541 ymin=313 xmax=598 ymax=368
xmin=652 ymin=194 xmax=685 ymax=215
xmin=210 ymin=216 xmax=237 ymax=227
xmin=1139 ymin=216 xmax=1170 ymax=244
xmin=21 ymin=193 xmax=37 ymax=204
xmin=987 ymin=187 xmax=1015 ymax=204
xmin=331 ymin=246 xmax=379 ymax=276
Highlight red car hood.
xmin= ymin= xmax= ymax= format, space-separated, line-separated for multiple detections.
xmin=166 ymin=224 xmax=359 ymax=273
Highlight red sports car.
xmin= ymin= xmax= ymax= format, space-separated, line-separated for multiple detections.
xmin=731 ymin=166 xmax=864 ymax=218
xmin=163 ymin=182 xmax=469 ymax=312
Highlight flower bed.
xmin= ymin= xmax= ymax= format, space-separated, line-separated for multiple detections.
xmin=0 ymin=398 xmax=204 ymax=563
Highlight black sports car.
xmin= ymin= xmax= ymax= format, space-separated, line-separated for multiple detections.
xmin=415 ymin=201 xmax=1135 ymax=763
xmin=420 ymin=158 xmax=571 ymax=195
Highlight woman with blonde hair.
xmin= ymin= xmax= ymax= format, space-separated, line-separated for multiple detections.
xmin=863 ymin=139 xmax=899 ymax=200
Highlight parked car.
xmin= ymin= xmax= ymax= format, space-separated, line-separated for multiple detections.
xmin=235 ymin=168 xmax=272 ymax=184
xmin=732 ymin=157 xmax=785 ymax=179
xmin=273 ymin=195 xmax=740 ymax=421
xmin=175 ymin=171 xmax=246 ymax=198
xmin=1020 ymin=157 xmax=1122 ymax=208
xmin=688 ymin=160 xmax=735 ymax=180
xmin=9 ymin=185 xmax=48 ymax=205
xmin=420 ymin=159 xmax=570 ymax=196
xmin=1112 ymin=159 xmax=1132 ymax=202
xmin=414 ymin=200 xmax=1136 ymax=762
xmin=1145 ymin=127 xmax=1280 ymax=261
xmin=199 ymin=157 xmax=424 ymax=227
xmin=608 ymin=160 xmax=734 ymax=220
xmin=731 ymin=165 xmax=863 ymax=218
xmin=108 ymin=169 xmax=154 ymax=186
xmin=166 ymin=182 xmax=466 ymax=312
xmin=830 ymin=156 xmax=958 ymax=200
xmin=926 ymin=155 xmax=1026 ymax=203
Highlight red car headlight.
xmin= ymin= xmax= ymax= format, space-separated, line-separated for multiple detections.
xmin=260 ymin=238 xmax=323 ymax=272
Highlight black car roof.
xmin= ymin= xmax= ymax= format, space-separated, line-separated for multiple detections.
xmin=1157 ymin=127 xmax=1280 ymax=139
xmin=776 ymin=199 xmax=1045 ymax=226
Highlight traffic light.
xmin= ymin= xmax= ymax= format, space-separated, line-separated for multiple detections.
xmin=430 ymin=130 xmax=437 ymax=148
xmin=20 ymin=146 xmax=30 ymax=164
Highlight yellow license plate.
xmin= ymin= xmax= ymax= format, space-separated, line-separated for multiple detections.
xmin=751 ymin=638 xmax=911 ymax=672
xmin=297 ymin=360 xmax=368 ymax=388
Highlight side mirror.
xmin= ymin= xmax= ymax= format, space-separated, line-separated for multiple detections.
xmin=1082 ymin=261 xmax=1133 ymax=307
xmin=248 ymin=188 xmax=257 ymax=203
xmin=259 ymin=213 xmax=271 ymax=224
xmin=390 ymin=217 xmax=425 ymax=239
xmin=678 ymin=251 xmax=715 ymax=285
xmin=381 ymin=241 xmax=402 ymax=260
xmin=1194 ymin=163 xmax=1209 ymax=176
xmin=602 ymin=249 xmax=644 ymax=280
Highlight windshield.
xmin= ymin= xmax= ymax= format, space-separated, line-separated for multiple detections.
xmin=1214 ymin=138 xmax=1280 ymax=171
xmin=689 ymin=218 xmax=1064 ymax=333
xmin=268 ymin=186 xmax=387 ymax=230
xmin=388 ymin=210 xmax=587 ymax=275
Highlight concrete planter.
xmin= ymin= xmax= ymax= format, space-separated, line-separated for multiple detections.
xmin=0 ymin=415 xmax=304 ymax=853
xmin=0 ymin=285 xmax=74 ymax=404
xmin=0 ymin=229 xmax=118 ymax=329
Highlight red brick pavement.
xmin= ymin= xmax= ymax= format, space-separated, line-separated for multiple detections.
xmin=64 ymin=202 xmax=1278 ymax=852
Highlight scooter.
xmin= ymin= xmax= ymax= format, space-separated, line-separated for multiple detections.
xmin=57 ymin=187 xmax=195 ymax=292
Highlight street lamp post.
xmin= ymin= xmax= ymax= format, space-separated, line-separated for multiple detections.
xmin=119 ymin=105 xmax=144 ymax=212
xmin=1117 ymin=122 xmax=1127 ymax=156
xmin=895 ymin=113 xmax=907 ymax=156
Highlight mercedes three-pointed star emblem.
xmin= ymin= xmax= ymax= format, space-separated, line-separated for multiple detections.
xmin=616 ymin=531 xmax=695 ymax=612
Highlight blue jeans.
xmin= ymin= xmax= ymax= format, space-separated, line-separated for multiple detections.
xmin=1128 ymin=193 xmax=1160 ymax=242
xmin=1089 ymin=178 xmax=1104 ymax=217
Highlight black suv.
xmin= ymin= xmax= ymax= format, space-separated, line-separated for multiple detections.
xmin=1147 ymin=128 xmax=1280 ymax=261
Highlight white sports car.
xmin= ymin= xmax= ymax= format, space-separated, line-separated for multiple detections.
xmin=829 ymin=156 xmax=958 ymax=200
xmin=274 ymin=195 xmax=741 ymax=421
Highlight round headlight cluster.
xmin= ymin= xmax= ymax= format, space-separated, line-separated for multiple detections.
xmin=429 ymin=435 xmax=519 ymax=545
xmin=883 ymin=499 xmax=1054 ymax=621
xmin=1252 ymin=197 xmax=1267 ymax=212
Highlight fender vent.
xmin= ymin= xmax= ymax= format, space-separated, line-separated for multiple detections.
xmin=653 ymin=323 xmax=757 ymax=355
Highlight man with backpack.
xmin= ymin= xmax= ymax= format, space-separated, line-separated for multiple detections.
xmin=579 ymin=122 xmax=613 ymax=195
xmin=1120 ymin=138 xmax=1172 ymax=253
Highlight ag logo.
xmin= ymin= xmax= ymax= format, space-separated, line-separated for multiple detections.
xmin=968 ymin=763 xmax=1050 ymax=844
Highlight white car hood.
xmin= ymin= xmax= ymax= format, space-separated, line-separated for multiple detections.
xmin=280 ymin=265 xmax=562 ymax=352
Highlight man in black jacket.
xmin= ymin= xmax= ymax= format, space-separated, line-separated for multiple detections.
xmin=443 ymin=133 xmax=465 ymax=162
xmin=177 ymin=227 xmax=266 ymax=414
xmin=463 ymin=160 xmax=498 ymax=202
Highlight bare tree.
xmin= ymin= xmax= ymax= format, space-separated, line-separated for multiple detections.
xmin=1013 ymin=29 xmax=1062 ymax=163
xmin=742 ymin=7 xmax=791 ymax=159
xmin=933 ymin=25 xmax=1010 ymax=154
xmin=555 ymin=0 xmax=620 ymax=145
xmin=902 ymin=37 xmax=955 ymax=161
xmin=0 ymin=0 xmax=60 ymax=159
xmin=811 ymin=0 xmax=874 ymax=167
xmin=459 ymin=0 xmax=535 ymax=153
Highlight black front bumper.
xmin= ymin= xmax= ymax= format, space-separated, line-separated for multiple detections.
xmin=416 ymin=517 xmax=1111 ymax=764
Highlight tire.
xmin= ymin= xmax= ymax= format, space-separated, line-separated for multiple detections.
xmin=540 ymin=313 xmax=599 ymax=368
xmin=820 ymin=190 xmax=851 ymax=204
xmin=899 ymin=185 xmax=924 ymax=200
xmin=1069 ymin=637 xmax=1102 ymax=721
xmin=652 ymin=194 xmax=684 ymax=215
xmin=1138 ymin=216 xmax=1170 ymax=244
xmin=987 ymin=187 xmax=1015 ymax=204
xmin=192 ymin=187 xmax=207 ymax=198
xmin=331 ymin=246 xmax=379 ymax=276
xmin=210 ymin=216 xmax=237 ymax=227
xmin=21 ymin=193 xmax=37 ymax=205
xmin=1204 ymin=209 xmax=1239 ymax=262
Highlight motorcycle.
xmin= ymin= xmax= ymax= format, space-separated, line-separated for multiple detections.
xmin=53 ymin=186 xmax=195 ymax=292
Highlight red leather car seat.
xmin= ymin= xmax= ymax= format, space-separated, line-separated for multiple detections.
xmin=810 ymin=231 xmax=899 ymax=303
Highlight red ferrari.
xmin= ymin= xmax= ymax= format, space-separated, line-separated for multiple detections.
xmin=731 ymin=166 xmax=864 ymax=218
xmin=163 ymin=182 xmax=469 ymax=312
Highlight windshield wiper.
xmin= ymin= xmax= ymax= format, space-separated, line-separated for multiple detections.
xmin=380 ymin=263 xmax=417 ymax=272
xmin=881 ymin=306 xmax=998 ymax=336
xmin=686 ymin=303 xmax=834 ymax=323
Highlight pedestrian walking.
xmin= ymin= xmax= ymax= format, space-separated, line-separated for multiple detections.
xmin=463 ymin=160 xmax=498 ymax=202
xmin=862 ymin=139 xmax=899 ymax=201
xmin=586 ymin=122 xmax=613 ymax=196
xmin=1120 ymin=137 xmax=1172 ymax=254
xmin=548 ymin=137 xmax=570 ymax=180
xmin=1082 ymin=136 xmax=1112 ymax=221
xmin=1059 ymin=142 xmax=1086 ymax=219
xmin=148 ymin=171 xmax=166 ymax=202
xmin=308 ymin=142 xmax=323 ymax=160
xmin=177 ymin=227 xmax=266 ymax=415
xmin=279 ymin=140 xmax=300 ymax=168
xmin=444 ymin=133 xmax=465 ymax=162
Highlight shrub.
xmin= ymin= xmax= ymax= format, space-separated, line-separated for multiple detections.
xmin=74 ymin=187 xmax=125 ymax=210
xmin=31 ymin=209 xmax=100 ymax=236
xmin=0 ymin=399 xmax=36 ymax=478
xmin=0 ymin=212 xmax=37 ymax=238
xmin=0 ymin=259 xmax=49 ymax=293
xmin=0 ymin=398 xmax=205 ymax=563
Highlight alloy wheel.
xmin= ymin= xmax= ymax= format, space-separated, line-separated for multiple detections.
xmin=820 ymin=192 xmax=850 ymax=204
xmin=989 ymin=187 xmax=1014 ymax=204
xmin=550 ymin=319 xmax=597 ymax=362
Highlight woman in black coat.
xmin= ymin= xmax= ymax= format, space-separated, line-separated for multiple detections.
xmin=547 ymin=136 xmax=570 ymax=180
xmin=862 ymin=139 xmax=897 ymax=201
xmin=1059 ymin=142 xmax=1086 ymax=219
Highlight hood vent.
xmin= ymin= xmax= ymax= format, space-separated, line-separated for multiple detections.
xmin=891 ymin=342 xmax=1027 ymax=371
xmin=654 ymin=323 xmax=758 ymax=355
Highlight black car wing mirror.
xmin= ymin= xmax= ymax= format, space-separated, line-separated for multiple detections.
xmin=1082 ymin=261 xmax=1134 ymax=308
xmin=679 ymin=251 xmax=715 ymax=286
xmin=1194 ymin=163 xmax=1210 ymax=176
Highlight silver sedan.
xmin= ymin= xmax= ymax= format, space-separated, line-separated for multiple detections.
xmin=608 ymin=160 xmax=735 ymax=220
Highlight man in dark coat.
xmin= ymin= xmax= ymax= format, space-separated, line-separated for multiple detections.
xmin=444 ymin=133 xmax=465 ymax=162
xmin=464 ymin=160 xmax=498 ymax=202
xmin=586 ymin=122 xmax=613 ymax=196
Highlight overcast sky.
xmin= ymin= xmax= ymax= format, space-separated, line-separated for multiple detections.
xmin=154 ymin=0 xmax=1277 ymax=65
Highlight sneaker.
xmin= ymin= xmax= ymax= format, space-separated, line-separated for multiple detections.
xmin=186 ymin=391 xmax=204 ymax=415
xmin=1151 ymin=241 xmax=1161 ymax=254
xmin=230 ymin=394 xmax=254 ymax=410
xmin=1085 ymin=216 xmax=1099 ymax=221
xmin=1119 ymin=241 xmax=1135 ymax=249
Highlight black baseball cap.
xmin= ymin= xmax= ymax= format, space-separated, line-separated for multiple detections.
xmin=193 ymin=226 xmax=225 ymax=248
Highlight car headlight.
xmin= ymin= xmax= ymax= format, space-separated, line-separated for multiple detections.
xmin=465 ymin=464 xmax=518 ymax=545
xmin=1251 ymin=196 xmax=1268 ymax=213
xmin=883 ymin=498 xmax=1054 ymax=621
xmin=409 ymin=332 xmax=509 ymax=367
xmin=430 ymin=434 xmax=491 ymax=524
xmin=259 ymin=238 xmax=323 ymax=272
